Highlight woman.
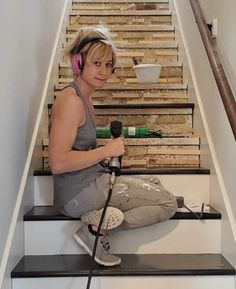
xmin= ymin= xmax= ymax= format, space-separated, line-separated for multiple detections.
xmin=49 ymin=25 xmax=177 ymax=267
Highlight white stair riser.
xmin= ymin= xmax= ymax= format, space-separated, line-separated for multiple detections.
xmin=34 ymin=175 xmax=210 ymax=206
xmin=34 ymin=176 xmax=54 ymax=206
xmin=24 ymin=219 xmax=220 ymax=255
xmin=12 ymin=276 xmax=235 ymax=289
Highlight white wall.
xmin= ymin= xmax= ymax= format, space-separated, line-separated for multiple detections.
xmin=197 ymin=0 xmax=236 ymax=269
xmin=173 ymin=0 xmax=236 ymax=268
xmin=0 ymin=0 xmax=67 ymax=288
xmin=199 ymin=0 xmax=236 ymax=98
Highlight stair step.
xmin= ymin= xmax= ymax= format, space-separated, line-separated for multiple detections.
xmin=66 ymin=31 xmax=176 ymax=42
xmin=59 ymin=60 xmax=183 ymax=87
xmin=66 ymin=25 xmax=176 ymax=46
xmin=93 ymin=104 xmax=194 ymax=140
xmin=59 ymin=60 xmax=181 ymax=67
xmin=42 ymin=137 xmax=200 ymax=146
xmin=34 ymin=167 xmax=210 ymax=176
xmin=33 ymin=170 xmax=210 ymax=206
xmin=70 ymin=10 xmax=172 ymax=16
xmin=12 ymin=253 xmax=234 ymax=278
xmin=72 ymin=3 xmax=169 ymax=11
xmin=54 ymin=80 xmax=187 ymax=100
xmin=58 ymin=76 xmax=182 ymax=86
xmin=47 ymin=103 xmax=195 ymax=139
xmin=55 ymin=82 xmax=187 ymax=91
xmin=24 ymin=205 xmax=221 ymax=221
xmin=72 ymin=0 xmax=169 ymax=4
xmin=42 ymin=144 xmax=201 ymax=171
xmin=67 ymin=24 xmax=175 ymax=32
xmin=23 ymin=205 xmax=220 ymax=255
xmin=70 ymin=14 xmax=171 ymax=26
xmin=12 ymin=254 xmax=235 ymax=289
xmin=116 ymin=41 xmax=177 ymax=47
xmin=68 ymin=84 xmax=188 ymax=104
xmin=92 ymin=90 xmax=189 ymax=105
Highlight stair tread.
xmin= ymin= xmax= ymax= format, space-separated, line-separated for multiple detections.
xmin=24 ymin=205 xmax=221 ymax=221
xmin=67 ymin=24 xmax=175 ymax=32
xmin=55 ymin=82 xmax=187 ymax=91
xmin=47 ymin=102 xmax=194 ymax=109
xmin=73 ymin=0 xmax=169 ymax=3
xmin=11 ymin=254 xmax=235 ymax=278
xmin=94 ymin=103 xmax=194 ymax=109
xmin=34 ymin=167 xmax=210 ymax=176
xmin=70 ymin=10 xmax=171 ymax=16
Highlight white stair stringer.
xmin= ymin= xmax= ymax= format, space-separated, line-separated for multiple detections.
xmin=34 ymin=174 xmax=210 ymax=206
xmin=24 ymin=218 xmax=220 ymax=255
xmin=12 ymin=275 xmax=235 ymax=289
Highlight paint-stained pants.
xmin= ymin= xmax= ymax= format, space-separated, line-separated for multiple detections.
xmin=62 ymin=174 xmax=178 ymax=229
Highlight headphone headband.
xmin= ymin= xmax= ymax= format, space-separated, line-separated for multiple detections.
xmin=72 ymin=35 xmax=106 ymax=55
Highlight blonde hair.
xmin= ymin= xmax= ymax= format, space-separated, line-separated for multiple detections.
xmin=64 ymin=25 xmax=117 ymax=68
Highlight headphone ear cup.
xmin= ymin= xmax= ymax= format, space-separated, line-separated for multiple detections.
xmin=71 ymin=53 xmax=83 ymax=75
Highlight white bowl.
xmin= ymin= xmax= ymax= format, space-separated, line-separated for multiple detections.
xmin=133 ymin=64 xmax=162 ymax=83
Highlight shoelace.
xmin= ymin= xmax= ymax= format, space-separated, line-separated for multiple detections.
xmin=101 ymin=238 xmax=111 ymax=253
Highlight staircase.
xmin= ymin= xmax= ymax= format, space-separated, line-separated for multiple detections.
xmin=11 ymin=0 xmax=235 ymax=288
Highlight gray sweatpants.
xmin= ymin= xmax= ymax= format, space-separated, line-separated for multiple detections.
xmin=62 ymin=174 xmax=178 ymax=229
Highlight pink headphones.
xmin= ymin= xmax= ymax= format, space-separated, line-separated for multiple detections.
xmin=71 ymin=35 xmax=115 ymax=75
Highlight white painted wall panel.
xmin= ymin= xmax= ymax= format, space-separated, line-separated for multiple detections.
xmin=0 ymin=1 xmax=67 ymax=288
xmin=199 ymin=0 xmax=236 ymax=98
xmin=173 ymin=0 xmax=236 ymax=269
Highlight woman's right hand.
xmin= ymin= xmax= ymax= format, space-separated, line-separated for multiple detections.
xmin=104 ymin=137 xmax=125 ymax=158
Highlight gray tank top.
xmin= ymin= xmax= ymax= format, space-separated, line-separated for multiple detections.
xmin=53 ymin=82 xmax=106 ymax=208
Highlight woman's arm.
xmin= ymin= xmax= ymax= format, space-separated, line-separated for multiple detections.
xmin=49 ymin=90 xmax=125 ymax=174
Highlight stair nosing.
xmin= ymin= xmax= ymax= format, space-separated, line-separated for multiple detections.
xmin=34 ymin=167 xmax=210 ymax=176
xmin=48 ymin=103 xmax=194 ymax=110
xmin=24 ymin=205 xmax=221 ymax=222
xmin=11 ymin=254 xmax=235 ymax=278
xmin=70 ymin=10 xmax=172 ymax=16
xmin=73 ymin=0 xmax=170 ymax=3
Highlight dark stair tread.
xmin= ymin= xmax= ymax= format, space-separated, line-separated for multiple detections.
xmin=48 ymin=103 xmax=194 ymax=110
xmin=95 ymin=103 xmax=195 ymax=109
xmin=24 ymin=205 xmax=221 ymax=221
xmin=11 ymin=254 xmax=235 ymax=278
xmin=34 ymin=167 xmax=210 ymax=176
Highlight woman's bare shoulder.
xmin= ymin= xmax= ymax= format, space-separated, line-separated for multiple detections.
xmin=53 ymin=86 xmax=84 ymax=113
xmin=56 ymin=86 xmax=82 ymax=104
xmin=51 ymin=86 xmax=85 ymax=126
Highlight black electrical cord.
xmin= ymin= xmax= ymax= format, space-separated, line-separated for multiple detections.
xmin=86 ymin=172 xmax=116 ymax=289
xmin=86 ymin=121 xmax=122 ymax=289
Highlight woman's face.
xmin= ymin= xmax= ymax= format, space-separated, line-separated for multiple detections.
xmin=80 ymin=51 xmax=114 ymax=89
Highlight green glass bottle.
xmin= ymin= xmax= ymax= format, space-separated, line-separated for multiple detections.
xmin=96 ymin=127 xmax=162 ymax=138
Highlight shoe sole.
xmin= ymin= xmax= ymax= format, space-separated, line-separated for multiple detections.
xmin=81 ymin=207 xmax=124 ymax=230
xmin=73 ymin=233 xmax=121 ymax=267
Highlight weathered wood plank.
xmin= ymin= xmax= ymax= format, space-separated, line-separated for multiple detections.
xmin=70 ymin=10 xmax=171 ymax=16
xmin=55 ymin=82 xmax=188 ymax=91
xmin=67 ymin=24 xmax=175 ymax=32
xmin=72 ymin=0 xmax=169 ymax=3
xmin=73 ymin=0 xmax=169 ymax=3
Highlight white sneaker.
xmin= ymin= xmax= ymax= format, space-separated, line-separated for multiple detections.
xmin=81 ymin=207 xmax=124 ymax=230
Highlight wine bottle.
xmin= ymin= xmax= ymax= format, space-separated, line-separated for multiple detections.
xmin=96 ymin=126 xmax=162 ymax=138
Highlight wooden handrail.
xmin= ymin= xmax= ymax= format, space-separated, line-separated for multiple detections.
xmin=189 ymin=0 xmax=236 ymax=140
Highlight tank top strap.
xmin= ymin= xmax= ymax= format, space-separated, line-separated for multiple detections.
xmin=63 ymin=82 xmax=83 ymax=100
xmin=64 ymin=82 xmax=96 ymax=128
